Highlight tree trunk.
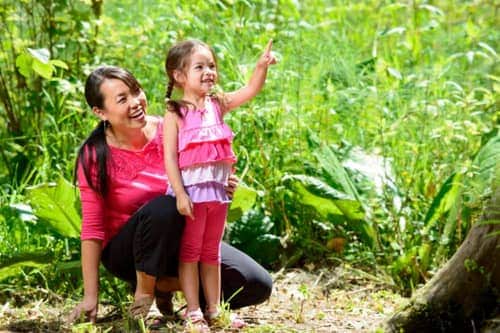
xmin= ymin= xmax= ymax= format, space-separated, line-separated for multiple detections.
xmin=387 ymin=184 xmax=500 ymax=333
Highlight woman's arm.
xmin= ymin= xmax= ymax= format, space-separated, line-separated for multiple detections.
xmin=67 ymin=239 xmax=102 ymax=323
xmin=81 ymin=239 xmax=102 ymax=303
xmin=68 ymin=160 xmax=106 ymax=323
xmin=163 ymin=112 xmax=194 ymax=219
xmin=223 ymin=39 xmax=277 ymax=113
xmin=225 ymin=174 xmax=240 ymax=199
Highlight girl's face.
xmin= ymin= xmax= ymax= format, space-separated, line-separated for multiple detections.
xmin=177 ymin=46 xmax=218 ymax=98
xmin=94 ymin=78 xmax=147 ymax=130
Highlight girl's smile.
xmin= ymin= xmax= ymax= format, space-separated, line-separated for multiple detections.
xmin=180 ymin=46 xmax=218 ymax=101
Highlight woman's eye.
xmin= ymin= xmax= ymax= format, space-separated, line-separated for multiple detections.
xmin=118 ymin=98 xmax=126 ymax=104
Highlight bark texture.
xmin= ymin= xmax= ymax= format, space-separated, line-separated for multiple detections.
xmin=387 ymin=185 xmax=500 ymax=332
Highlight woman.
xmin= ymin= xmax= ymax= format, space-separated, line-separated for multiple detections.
xmin=68 ymin=66 xmax=272 ymax=327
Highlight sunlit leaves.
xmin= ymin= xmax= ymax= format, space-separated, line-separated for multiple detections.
xmin=422 ymin=173 xmax=463 ymax=235
xmin=25 ymin=176 xmax=81 ymax=238
xmin=470 ymin=134 xmax=500 ymax=194
xmin=0 ymin=251 xmax=54 ymax=281
xmin=0 ymin=251 xmax=53 ymax=282
xmin=227 ymin=185 xmax=258 ymax=223
xmin=15 ymin=48 xmax=68 ymax=80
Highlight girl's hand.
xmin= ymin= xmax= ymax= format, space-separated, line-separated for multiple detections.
xmin=177 ymin=193 xmax=194 ymax=219
xmin=256 ymin=39 xmax=277 ymax=68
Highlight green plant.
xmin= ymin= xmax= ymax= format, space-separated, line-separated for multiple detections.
xmin=0 ymin=0 xmax=498 ymax=299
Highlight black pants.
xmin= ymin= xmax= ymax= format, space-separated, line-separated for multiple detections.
xmin=101 ymin=195 xmax=272 ymax=309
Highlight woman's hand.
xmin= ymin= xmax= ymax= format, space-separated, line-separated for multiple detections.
xmin=177 ymin=193 xmax=194 ymax=219
xmin=225 ymin=174 xmax=240 ymax=199
xmin=67 ymin=295 xmax=98 ymax=324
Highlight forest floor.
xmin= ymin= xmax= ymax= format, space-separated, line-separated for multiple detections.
xmin=0 ymin=264 xmax=408 ymax=332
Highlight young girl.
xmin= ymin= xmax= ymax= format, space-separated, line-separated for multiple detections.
xmin=163 ymin=39 xmax=276 ymax=330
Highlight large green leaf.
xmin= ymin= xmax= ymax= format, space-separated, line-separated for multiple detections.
xmin=15 ymin=53 xmax=33 ymax=78
xmin=290 ymin=178 xmax=346 ymax=218
xmin=313 ymin=145 xmax=360 ymax=200
xmin=0 ymin=251 xmax=53 ymax=282
xmin=32 ymin=59 xmax=54 ymax=79
xmin=283 ymin=174 xmax=377 ymax=246
xmin=26 ymin=176 xmax=81 ymax=238
xmin=472 ymin=134 xmax=500 ymax=192
xmin=283 ymin=174 xmax=354 ymax=201
xmin=423 ymin=173 xmax=463 ymax=234
xmin=16 ymin=48 xmax=54 ymax=79
xmin=227 ymin=185 xmax=258 ymax=222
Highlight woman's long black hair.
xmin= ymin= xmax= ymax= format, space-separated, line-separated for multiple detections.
xmin=74 ymin=66 xmax=142 ymax=197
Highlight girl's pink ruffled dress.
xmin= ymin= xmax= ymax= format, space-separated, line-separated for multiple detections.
xmin=167 ymin=97 xmax=236 ymax=203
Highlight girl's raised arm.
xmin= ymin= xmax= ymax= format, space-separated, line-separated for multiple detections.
xmin=224 ymin=39 xmax=277 ymax=113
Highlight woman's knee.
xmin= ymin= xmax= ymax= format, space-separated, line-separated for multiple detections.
xmin=144 ymin=195 xmax=183 ymax=224
xmin=138 ymin=196 xmax=185 ymax=236
xmin=248 ymin=271 xmax=273 ymax=305
xmin=224 ymin=278 xmax=272 ymax=309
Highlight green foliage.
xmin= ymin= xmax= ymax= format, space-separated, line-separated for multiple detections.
xmin=390 ymin=133 xmax=500 ymax=291
xmin=0 ymin=0 xmax=498 ymax=297
xmin=16 ymin=48 xmax=68 ymax=80
xmin=470 ymin=133 xmax=500 ymax=195
xmin=0 ymin=251 xmax=53 ymax=282
xmin=26 ymin=176 xmax=81 ymax=238
xmin=228 ymin=209 xmax=281 ymax=267
xmin=227 ymin=184 xmax=258 ymax=222
xmin=422 ymin=173 xmax=463 ymax=235
xmin=0 ymin=0 xmax=101 ymax=188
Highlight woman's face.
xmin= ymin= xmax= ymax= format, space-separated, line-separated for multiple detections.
xmin=94 ymin=78 xmax=147 ymax=130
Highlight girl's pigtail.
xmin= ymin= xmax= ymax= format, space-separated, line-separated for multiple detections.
xmin=165 ymin=80 xmax=183 ymax=118
xmin=165 ymin=80 xmax=174 ymax=101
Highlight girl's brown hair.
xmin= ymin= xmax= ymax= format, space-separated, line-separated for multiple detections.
xmin=164 ymin=39 xmax=224 ymax=117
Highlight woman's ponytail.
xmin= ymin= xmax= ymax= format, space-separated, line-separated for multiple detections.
xmin=74 ymin=120 xmax=110 ymax=197
xmin=75 ymin=66 xmax=141 ymax=197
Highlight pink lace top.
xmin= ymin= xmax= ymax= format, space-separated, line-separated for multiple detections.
xmin=78 ymin=117 xmax=168 ymax=248
xmin=166 ymin=97 xmax=236 ymax=203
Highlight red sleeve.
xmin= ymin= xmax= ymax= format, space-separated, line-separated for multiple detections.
xmin=77 ymin=152 xmax=105 ymax=242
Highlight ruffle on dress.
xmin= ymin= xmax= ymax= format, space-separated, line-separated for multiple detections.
xmin=178 ymin=122 xmax=234 ymax=152
xmin=181 ymin=162 xmax=232 ymax=186
xmin=167 ymin=180 xmax=231 ymax=203
xmin=185 ymin=181 xmax=231 ymax=203
xmin=179 ymin=140 xmax=236 ymax=169
xmin=167 ymin=161 xmax=233 ymax=203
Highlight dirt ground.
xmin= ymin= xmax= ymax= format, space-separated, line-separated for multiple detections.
xmin=0 ymin=265 xmax=408 ymax=332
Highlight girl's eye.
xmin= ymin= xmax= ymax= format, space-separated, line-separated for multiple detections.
xmin=118 ymin=97 xmax=126 ymax=104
